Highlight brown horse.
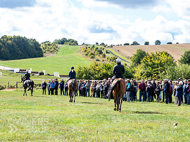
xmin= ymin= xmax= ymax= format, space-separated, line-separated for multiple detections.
xmin=68 ymin=79 xmax=78 ymax=103
xmin=112 ymin=78 xmax=126 ymax=112
xmin=21 ymin=76 xmax=34 ymax=96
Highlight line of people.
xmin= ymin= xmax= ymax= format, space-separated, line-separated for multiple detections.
xmin=41 ymin=77 xmax=190 ymax=106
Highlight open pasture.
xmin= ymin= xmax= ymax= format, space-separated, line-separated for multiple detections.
xmin=0 ymin=90 xmax=190 ymax=141
xmin=112 ymin=44 xmax=190 ymax=61
xmin=0 ymin=46 xmax=91 ymax=75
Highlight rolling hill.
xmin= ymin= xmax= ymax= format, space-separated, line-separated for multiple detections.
xmin=0 ymin=45 xmax=91 ymax=75
xmin=110 ymin=44 xmax=190 ymax=61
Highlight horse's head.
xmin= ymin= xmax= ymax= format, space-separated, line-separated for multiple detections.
xmin=21 ymin=76 xmax=26 ymax=83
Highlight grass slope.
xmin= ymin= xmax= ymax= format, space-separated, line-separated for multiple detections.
xmin=0 ymin=46 xmax=91 ymax=75
xmin=56 ymin=45 xmax=79 ymax=56
xmin=0 ymin=90 xmax=190 ymax=141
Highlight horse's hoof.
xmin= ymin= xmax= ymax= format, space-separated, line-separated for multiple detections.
xmin=119 ymin=110 xmax=121 ymax=113
xmin=114 ymin=108 xmax=116 ymax=111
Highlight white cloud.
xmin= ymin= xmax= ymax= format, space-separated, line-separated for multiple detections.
xmin=0 ymin=0 xmax=190 ymax=45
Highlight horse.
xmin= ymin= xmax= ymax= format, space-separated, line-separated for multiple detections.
xmin=90 ymin=81 xmax=95 ymax=97
xmin=111 ymin=78 xmax=126 ymax=112
xmin=21 ymin=76 xmax=34 ymax=96
xmin=68 ymin=79 xmax=78 ymax=103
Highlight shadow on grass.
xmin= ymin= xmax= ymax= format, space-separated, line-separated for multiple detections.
xmin=133 ymin=111 xmax=164 ymax=114
xmin=81 ymin=102 xmax=104 ymax=105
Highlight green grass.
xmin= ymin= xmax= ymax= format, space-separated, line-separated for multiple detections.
xmin=56 ymin=45 xmax=79 ymax=56
xmin=106 ymin=49 xmax=131 ymax=64
xmin=0 ymin=46 xmax=91 ymax=75
xmin=0 ymin=90 xmax=190 ymax=141
xmin=169 ymin=45 xmax=188 ymax=52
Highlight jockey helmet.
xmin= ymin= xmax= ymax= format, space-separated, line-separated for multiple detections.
xmin=71 ymin=66 xmax=74 ymax=69
xmin=116 ymin=58 xmax=121 ymax=63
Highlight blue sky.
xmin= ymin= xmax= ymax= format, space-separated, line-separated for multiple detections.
xmin=0 ymin=0 xmax=190 ymax=45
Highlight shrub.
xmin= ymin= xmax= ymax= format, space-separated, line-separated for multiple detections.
xmin=81 ymin=47 xmax=87 ymax=52
xmin=102 ymin=53 xmax=106 ymax=58
xmin=102 ymin=59 xmax=104 ymax=62
xmin=88 ymin=52 xmax=95 ymax=57
xmin=95 ymin=47 xmax=99 ymax=51
xmin=90 ymin=55 xmax=95 ymax=59
xmin=0 ymin=85 xmax=5 ymax=90
xmin=96 ymin=59 xmax=100 ymax=61
xmin=39 ymin=72 xmax=44 ymax=76
xmin=95 ymin=52 xmax=100 ymax=56
xmin=85 ymin=52 xmax=89 ymax=56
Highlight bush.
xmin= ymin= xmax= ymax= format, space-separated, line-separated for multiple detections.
xmin=102 ymin=53 xmax=106 ymax=58
xmin=85 ymin=52 xmax=89 ymax=56
xmin=95 ymin=47 xmax=99 ymax=51
xmin=0 ymin=85 xmax=5 ymax=90
xmin=96 ymin=59 xmax=100 ymax=61
xmin=90 ymin=55 xmax=95 ymax=59
xmin=88 ymin=52 xmax=95 ymax=57
xmin=81 ymin=47 xmax=87 ymax=52
xmin=102 ymin=59 xmax=104 ymax=62
xmin=106 ymin=50 xmax=109 ymax=54
xmin=95 ymin=52 xmax=100 ymax=56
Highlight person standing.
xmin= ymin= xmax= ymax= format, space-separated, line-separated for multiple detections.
xmin=78 ymin=80 xmax=82 ymax=96
xmin=169 ymin=80 xmax=173 ymax=103
xmin=59 ymin=79 xmax=64 ymax=95
xmin=155 ymin=82 xmax=161 ymax=102
xmin=93 ymin=81 xmax=97 ymax=97
xmin=103 ymin=79 xmax=108 ymax=98
xmin=146 ymin=79 xmax=153 ymax=102
xmin=130 ymin=80 xmax=135 ymax=101
xmin=48 ymin=80 xmax=51 ymax=95
xmin=164 ymin=79 xmax=170 ymax=104
xmin=174 ymin=82 xmax=178 ymax=104
xmin=152 ymin=80 xmax=156 ymax=101
xmin=64 ymin=82 xmax=68 ymax=96
xmin=96 ymin=81 xmax=101 ymax=98
xmin=183 ymin=80 xmax=188 ymax=104
xmin=138 ymin=79 xmax=146 ymax=102
xmin=81 ymin=80 xmax=86 ymax=97
xmin=126 ymin=79 xmax=131 ymax=102
xmin=86 ymin=80 xmax=91 ymax=97
xmin=187 ymin=79 xmax=190 ymax=105
xmin=160 ymin=80 xmax=164 ymax=102
xmin=133 ymin=79 xmax=138 ymax=101
xmin=42 ymin=81 xmax=47 ymax=95
xmin=54 ymin=79 xmax=59 ymax=95
xmin=50 ymin=80 xmax=55 ymax=95
xmin=176 ymin=81 xmax=183 ymax=106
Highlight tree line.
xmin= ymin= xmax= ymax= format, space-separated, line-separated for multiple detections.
xmin=0 ymin=35 xmax=43 ymax=60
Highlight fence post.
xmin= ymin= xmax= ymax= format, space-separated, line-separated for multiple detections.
xmin=16 ymin=82 xmax=18 ymax=88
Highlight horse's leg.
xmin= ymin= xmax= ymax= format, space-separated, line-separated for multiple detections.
xmin=69 ymin=91 xmax=71 ymax=102
xmin=74 ymin=91 xmax=75 ymax=103
xmin=117 ymin=95 xmax=119 ymax=111
xmin=119 ymin=96 xmax=122 ymax=112
xmin=31 ymin=87 xmax=33 ymax=96
xmin=114 ymin=99 xmax=116 ymax=111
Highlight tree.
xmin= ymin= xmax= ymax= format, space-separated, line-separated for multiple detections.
xmin=131 ymin=49 xmax=147 ymax=66
xmin=176 ymin=42 xmax=179 ymax=44
xmin=124 ymin=43 xmax=129 ymax=46
xmin=96 ymin=42 xmax=99 ymax=45
xmin=167 ymin=42 xmax=172 ymax=44
xmin=134 ymin=51 xmax=176 ymax=80
xmin=131 ymin=41 xmax=140 ymax=45
xmin=144 ymin=41 xmax=149 ymax=45
xmin=179 ymin=51 xmax=190 ymax=65
xmin=155 ymin=40 xmax=161 ymax=45
xmin=100 ymin=43 xmax=105 ymax=46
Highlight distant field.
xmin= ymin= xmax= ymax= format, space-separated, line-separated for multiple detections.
xmin=0 ymin=90 xmax=190 ymax=141
xmin=0 ymin=46 xmax=91 ymax=75
xmin=112 ymin=44 xmax=190 ymax=61
xmin=56 ymin=45 xmax=79 ymax=56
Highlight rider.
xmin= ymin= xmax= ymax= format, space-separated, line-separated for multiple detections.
xmin=106 ymin=58 xmax=125 ymax=99
xmin=25 ymin=71 xmax=30 ymax=80
xmin=67 ymin=66 xmax=76 ymax=82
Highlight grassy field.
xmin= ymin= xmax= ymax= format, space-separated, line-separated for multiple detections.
xmin=112 ymin=44 xmax=190 ymax=61
xmin=0 ymin=90 xmax=190 ymax=141
xmin=0 ymin=46 xmax=91 ymax=75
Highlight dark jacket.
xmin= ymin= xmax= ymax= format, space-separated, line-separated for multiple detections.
xmin=176 ymin=85 xmax=183 ymax=97
xmin=164 ymin=82 xmax=170 ymax=93
xmin=42 ymin=82 xmax=47 ymax=89
xmin=69 ymin=70 xmax=76 ymax=79
xmin=25 ymin=73 xmax=30 ymax=80
xmin=54 ymin=81 xmax=59 ymax=88
xmin=59 ymin=81 xmax=64 ymax=89
xmin=64 ymin=82 xmax=68 ymax=90
xmin=155 ymin=85 xmax=161 ymax=94
xmin=112 ymin=63 xmax=125 ymax=78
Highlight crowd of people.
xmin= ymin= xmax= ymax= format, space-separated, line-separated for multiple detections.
xmin=41 ymin=77 xmax=190 ymax=106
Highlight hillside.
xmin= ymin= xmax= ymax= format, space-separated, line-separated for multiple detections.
xmin=111 ymin=44 xmax=190 ymax=61
xmin=0 ymin=45 xmax=91 ymax=75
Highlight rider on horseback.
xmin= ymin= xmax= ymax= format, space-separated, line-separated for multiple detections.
xmin=68 ymin=66 xmax=76 ymax=81
xmin=106 ymin=58 xmax=125 ymax=100
xmin=25 ymin=71 xmax=30 ymax=80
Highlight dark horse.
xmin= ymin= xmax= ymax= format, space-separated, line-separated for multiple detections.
xmin=68 ymin=79 xmax=78 ymax=103
xmin=21 ymin=76 xmax=34 ymax=96
xmin=112 ymin=78 xmax=126 ymax=112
